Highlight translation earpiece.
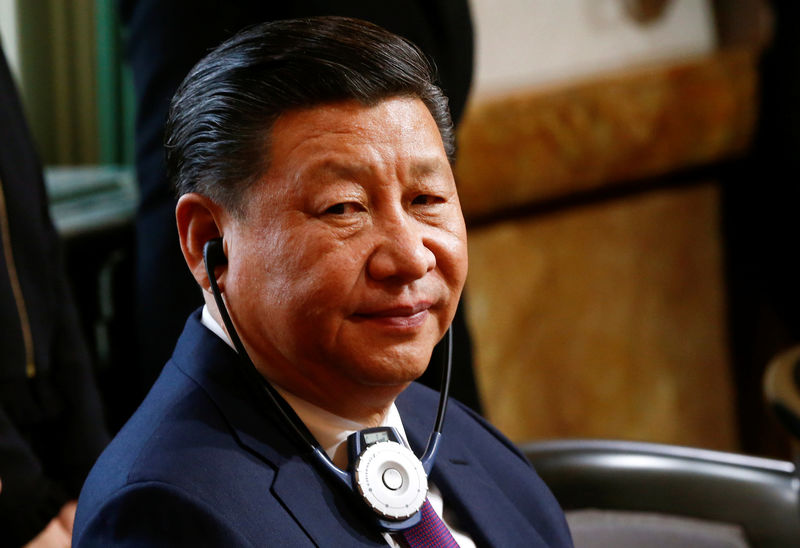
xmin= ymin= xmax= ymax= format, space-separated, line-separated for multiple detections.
xmin=203 ymin=237 xmax=227 ymax=270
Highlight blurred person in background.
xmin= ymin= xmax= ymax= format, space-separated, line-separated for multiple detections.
xmin=0 ymin=42 xmax=109 ymax=547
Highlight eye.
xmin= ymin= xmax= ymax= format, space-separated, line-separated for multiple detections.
xmin=324 ymin=202 xmax=363 ymax=215
xmin=411 ymin=194 xmax=444 ymax=206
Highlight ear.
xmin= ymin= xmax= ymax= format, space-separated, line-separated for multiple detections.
xmin=176 ymin=193 xmax=228 ymax=292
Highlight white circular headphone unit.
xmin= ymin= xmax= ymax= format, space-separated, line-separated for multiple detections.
xmin=354 ymin=441 xmax=428 ymax=520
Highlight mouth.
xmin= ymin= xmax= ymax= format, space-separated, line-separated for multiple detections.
xmin=352 ymin=302 xmax=432 ymax=330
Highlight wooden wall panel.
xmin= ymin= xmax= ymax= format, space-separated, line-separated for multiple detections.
xmin=456 ymin=49 xmax=757 ymax=222
xmin=465 ymin=182 xmax=737 ymax=451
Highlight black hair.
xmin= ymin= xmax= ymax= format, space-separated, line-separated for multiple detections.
xmin=165 ymin=16 xmax=455 ymax=215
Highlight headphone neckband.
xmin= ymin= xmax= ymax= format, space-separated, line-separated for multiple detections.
xmin=202 ymin=238 xmax=452 ymax=529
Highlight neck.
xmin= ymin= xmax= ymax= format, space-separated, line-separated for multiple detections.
xmin=267 ymin=372 xmax=405 ymax=427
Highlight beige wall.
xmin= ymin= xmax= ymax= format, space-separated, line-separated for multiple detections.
xmin=470 ymin=0 xmax=715 ymax=95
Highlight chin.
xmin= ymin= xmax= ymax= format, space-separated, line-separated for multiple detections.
xmin=348 ymin=352 xmax=432 ymax=388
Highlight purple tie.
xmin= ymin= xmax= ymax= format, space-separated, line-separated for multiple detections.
xmin=401 ymin=499 xmax=460 ymax=547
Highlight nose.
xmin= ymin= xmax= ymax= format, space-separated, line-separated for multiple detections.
xmin=367 ymin=215 xmax=436 ymax=282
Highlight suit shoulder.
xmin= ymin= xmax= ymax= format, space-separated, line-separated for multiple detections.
xmin=400 ymin=383 xmax=573 ymax=546
xmin=74 ymin=480 xmax=253 ymax=547
xmin=450 ymin=398 xmax=532 ymax=463
xmin=77 ymin=361 xmax=264 ymax=519
xmin=401 ymin=382 xmax=529 ymax=465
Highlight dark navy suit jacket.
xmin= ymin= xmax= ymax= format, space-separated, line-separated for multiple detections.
xmin=73 ymin=311 xmax=572 ymax=546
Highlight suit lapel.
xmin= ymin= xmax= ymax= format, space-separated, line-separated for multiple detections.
xmin=173 ymin=313 xmax=385 ymax=546
xmin=399 ymin=387 xmax=550 ymax=547
xmin=271 ymin=454 xmax=388 ymax=546
xmin=213 ymin=400 xmax=385 ymax=546
xmin=431 ymin=442 xmax=550 ymax=547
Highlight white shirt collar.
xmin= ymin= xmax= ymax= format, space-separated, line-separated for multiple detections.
xmin=201 ymin=304 xmax=235 ymax=349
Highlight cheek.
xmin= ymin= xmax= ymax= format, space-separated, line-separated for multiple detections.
xmin=436 ymin=222 xmax=469 ymax=292
xmin=450 ymin=234 xmax=469 ymax=283
xmin=226 ymin=228 xmax=304 ymax=330
xmin=264 ymin=231 xmax=370 ymax=323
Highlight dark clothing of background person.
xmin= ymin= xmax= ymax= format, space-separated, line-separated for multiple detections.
xmin=0 ymin=44 xmax=110 ymax=546
xmin=119 ymin=0 xmax=481 ymax=414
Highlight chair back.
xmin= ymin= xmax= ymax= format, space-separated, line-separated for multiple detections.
xmin=522 ymin=439 xmax=800 ymax=547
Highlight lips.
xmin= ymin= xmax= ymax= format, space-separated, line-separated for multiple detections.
xmin=353 ymin=302 xmax=432 ymax=329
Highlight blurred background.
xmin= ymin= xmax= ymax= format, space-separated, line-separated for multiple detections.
xmin=0 ymin=0 xmax=795 ymax=459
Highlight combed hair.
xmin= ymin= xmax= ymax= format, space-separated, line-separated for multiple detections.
xmin=165 ymin=16 xmax=455 ymax=215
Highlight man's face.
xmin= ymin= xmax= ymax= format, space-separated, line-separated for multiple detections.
xmin=222 ymin=97 xmax=468 ymax=417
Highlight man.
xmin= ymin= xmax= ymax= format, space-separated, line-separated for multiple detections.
xmin=120 ymin=0 xmax=482 ymax=416
xmin=73 ymin=17 xmax=572 ymax=546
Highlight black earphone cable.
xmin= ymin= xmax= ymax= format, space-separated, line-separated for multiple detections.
xmin=203 ymin=240 xmax=325 ymax=454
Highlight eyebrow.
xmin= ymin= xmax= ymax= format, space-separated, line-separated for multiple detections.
xmin=307 ymin=159 xmax=371 ymax=180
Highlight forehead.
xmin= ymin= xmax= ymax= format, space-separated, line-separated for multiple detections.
xmin=263 ymin=97 xmax=449 ymax=181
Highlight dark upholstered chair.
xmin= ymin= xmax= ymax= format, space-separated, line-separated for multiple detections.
xmin=521 ymin=439 xmax=800 ymax=547
xmin=764 ymin=345 xmax=800 ymax=441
